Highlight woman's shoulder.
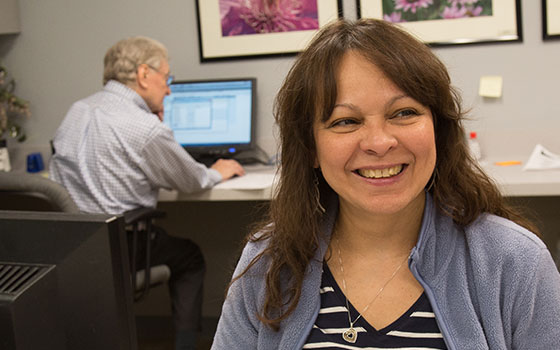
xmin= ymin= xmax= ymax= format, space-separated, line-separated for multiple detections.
xmin=235 ymin=230 xmax=273 ymax=276
xmin=466 ymin=213 xmax=546 ymax=253
xmin=224 ymin=231 xmax=273 ymax=312
xmin=463 ymin=213 xmax=553 ymax=281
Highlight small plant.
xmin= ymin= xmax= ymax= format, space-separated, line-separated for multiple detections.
xmin=0 ymin=64 xmax=30 ymax=142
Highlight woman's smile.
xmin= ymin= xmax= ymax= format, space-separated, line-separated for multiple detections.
xmin=355 ymin=164 xmax=404 ymax=179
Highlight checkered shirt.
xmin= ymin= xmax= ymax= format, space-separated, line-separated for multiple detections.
xmin=49 ymin=80 xmax=221 ymax=214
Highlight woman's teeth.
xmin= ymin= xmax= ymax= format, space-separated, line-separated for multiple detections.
xmin=358 ymin=165 xmax=403 ymax=179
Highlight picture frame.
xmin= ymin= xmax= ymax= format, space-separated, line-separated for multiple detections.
xmin=195 ymin=0 xmax=343 ymax=62
xmin=357 ymin=0 xmax=522 ymax=46
xmin=543 ymin=0 xmax=560 ymax=40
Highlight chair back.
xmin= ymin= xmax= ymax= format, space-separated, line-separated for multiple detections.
xmin=0 ymin=171 xmax=168 ymax=300
xmin=0 ymin=171 xmax=79 ymax=212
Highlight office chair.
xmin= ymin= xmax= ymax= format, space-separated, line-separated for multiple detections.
xmin=0 ymin=171 xmax=170 ymax=300
xmin=123 ymin=206 xmax=169 ymax=301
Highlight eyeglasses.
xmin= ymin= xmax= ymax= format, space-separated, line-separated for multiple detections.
xmin=146 ymin=64 xmax=174 ymax=86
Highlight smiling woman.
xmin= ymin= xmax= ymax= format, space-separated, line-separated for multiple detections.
xmin=313 ymin=51 xmax=436 ymax=220
xmin=211 ymin=18 xmax=560 ymax=350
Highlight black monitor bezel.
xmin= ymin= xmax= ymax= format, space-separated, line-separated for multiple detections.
xmin=165 ymin=77 xmax=257 ymax=157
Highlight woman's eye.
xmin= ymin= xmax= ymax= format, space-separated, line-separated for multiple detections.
xmin=392 ymin=109 xmax=419 ymax=119
xmin=330 ymin=118 xmax=358 ymax=127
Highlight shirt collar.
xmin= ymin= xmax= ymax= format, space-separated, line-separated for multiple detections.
xmin=104 ymin=80 xmax=152 ymax=114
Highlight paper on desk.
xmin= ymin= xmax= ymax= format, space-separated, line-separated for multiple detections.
xmin=214 ymin=173 xmax=277 ymax=190
xmin=523 ymin=144 xmax=560 ymax=171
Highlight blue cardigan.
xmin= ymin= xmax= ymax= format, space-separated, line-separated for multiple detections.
xmin=212 ymin=194 xmax=560 ymax=349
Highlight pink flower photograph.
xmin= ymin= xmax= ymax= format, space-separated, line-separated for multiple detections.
xmin=382 ymin=0 xmax=492 ymax=24
xmin=357 ymin=0 xmax=522 ymax=46
xmin=196 ymin=0 xmax=340 ymax=60
xmin=220 ymin=0 xmax=319 ymax=37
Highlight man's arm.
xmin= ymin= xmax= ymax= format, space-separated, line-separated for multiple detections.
xmin=139 ymin=127 xmax=243 ymax=192
xmin=152 ymin=110 xmax=244 ymax=181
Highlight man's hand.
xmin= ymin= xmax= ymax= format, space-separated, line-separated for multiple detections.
xmin=156 ymin=110 xmax=164 ymax=121
xmin=210 ymin=159 xmax=245 ymax=180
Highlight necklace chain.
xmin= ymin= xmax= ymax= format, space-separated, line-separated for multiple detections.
xmin=334 ymin=236 xmax=410 ymax=343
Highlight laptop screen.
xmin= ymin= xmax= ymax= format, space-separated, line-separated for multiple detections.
xmin=163 ymin=78 xmax=256 ymax=157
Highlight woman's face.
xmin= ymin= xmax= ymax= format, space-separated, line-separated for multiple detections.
xmin=313 ymin=51 xmax=436 ymax=218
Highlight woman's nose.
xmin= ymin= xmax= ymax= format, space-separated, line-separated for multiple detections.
xmin=358 ymin=122 xmax=398 ymax=156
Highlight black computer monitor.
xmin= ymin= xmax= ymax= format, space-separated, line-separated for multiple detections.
xmin=163 ymin=77 xmax=256 ymax=161
xmin=0 ymin=211 xmax=137 ymax=350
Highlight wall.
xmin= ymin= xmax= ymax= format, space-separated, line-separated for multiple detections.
xmin=1 ymin=1 xmax=559 ymax=169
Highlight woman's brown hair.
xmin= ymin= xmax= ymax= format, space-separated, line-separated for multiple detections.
xmin=233 ymin=18 xmax=538 ymax=331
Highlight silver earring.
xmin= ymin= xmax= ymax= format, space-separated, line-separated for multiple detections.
xmin=426 ymin=167 xmax=438 ymax=192
xmin=314 ymin=174 xmax=326 ymax=214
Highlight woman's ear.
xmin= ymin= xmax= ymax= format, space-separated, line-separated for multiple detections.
xmin=313 ymin=155 xmax=320 ymax=168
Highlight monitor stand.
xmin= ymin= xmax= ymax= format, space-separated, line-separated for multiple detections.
xmin=233 ymin=148 xmax=270 ymax=165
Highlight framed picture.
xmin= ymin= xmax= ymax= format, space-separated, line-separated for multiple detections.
xmin=357 ymin=0 xmax=522 ymax=46
xmin=195 ymin=0 xmax=342 ymax=62
xmin=543 ymin=0 xmax=560 ymax=40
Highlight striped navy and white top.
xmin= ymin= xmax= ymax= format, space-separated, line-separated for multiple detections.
xmin=304 ymin=263 xmax=447 ymax=349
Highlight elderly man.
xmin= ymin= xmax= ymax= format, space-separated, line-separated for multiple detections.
xmin=50 ymin=36 xmax=244 ymax=350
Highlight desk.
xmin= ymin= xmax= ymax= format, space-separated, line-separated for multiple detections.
xmin=153 ymin=165 xmax=278 ymax=318
xmin=481 ymin=158 xmax=560 ymax=197
xmin=158 ymin=164 xmax=277 ymax=201
xmin=157 ymin=159 xmax=560 ymax=201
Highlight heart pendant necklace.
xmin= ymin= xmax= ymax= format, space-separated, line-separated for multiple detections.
xmin=342 ymin=327 xmax=358 ymax=343
xmin=335 ymin=236 xmax=409 ymax=344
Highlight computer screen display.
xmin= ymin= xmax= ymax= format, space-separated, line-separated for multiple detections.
xmin=0 ymin=211 xmax=136 ymax=350
xmin=163 ymin=78 xmax=256 ymax=157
